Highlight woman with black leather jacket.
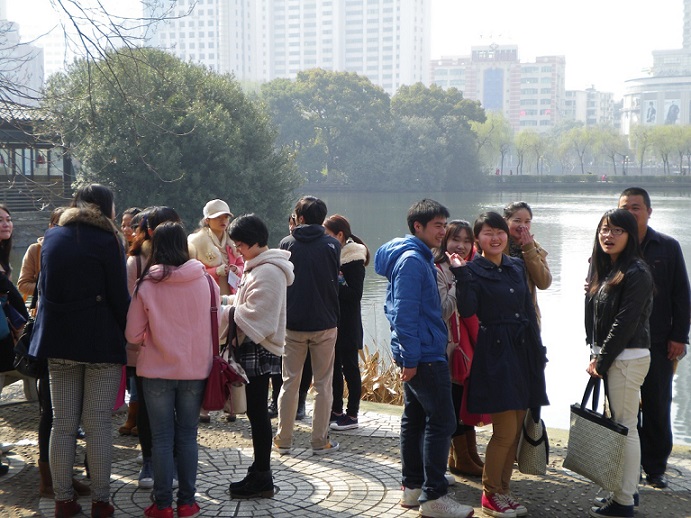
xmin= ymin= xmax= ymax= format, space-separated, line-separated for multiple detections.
xmin=585 ymin=208 xmax=652 ymax=518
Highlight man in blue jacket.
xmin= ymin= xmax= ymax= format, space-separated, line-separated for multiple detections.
xmin=375 ymin=199 xmax=473 ymax=518
xmin=619 ymin=187 xmax=690 ymax=490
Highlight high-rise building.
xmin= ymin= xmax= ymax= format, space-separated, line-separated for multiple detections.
xmin=621 ymin=0 xmax=691 ymax=133
xmin=144 ymin=0 xmax=430 ymax=94
xmin=430 ymin=44 xmax=565 ymax=133
xmin=564 ymin=87 xmax=615 ymax=127
xmin=0 ymin=0 xmax=44 ymax=107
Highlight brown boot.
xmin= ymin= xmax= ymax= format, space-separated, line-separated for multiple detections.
xmin=448 ymin=442 xmax=457 ymax=473
xmin=72 ymin=477 xmax=91 ymax=496
xmin=38 ymin=460 xmax=54 ymax=498
xmin=466 ymin=428 xmax=484 ymax=468
xmin=451 ymin=434 xmax=483 ymax=476
xmin=118 ymin=401 xmax=138 ymax=435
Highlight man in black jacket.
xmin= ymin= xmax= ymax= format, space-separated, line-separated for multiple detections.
xmin=619 ymin=187 xmax=691 ymax=489
xmin=273 ymin=196 xmax=341 ymax=455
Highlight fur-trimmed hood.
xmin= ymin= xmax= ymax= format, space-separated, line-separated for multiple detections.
xmin=340 ymin=239 xmax=368 ymax=265
xmin=59 ymin=204 xmax=125 ymax=248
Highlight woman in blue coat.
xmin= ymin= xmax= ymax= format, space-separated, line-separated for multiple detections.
xmin=30 ymin=184 xmax=130 ymax=518
xmin=448 ymin=211 xmax=548 ymax=518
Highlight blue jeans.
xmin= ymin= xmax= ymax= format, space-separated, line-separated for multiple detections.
xmin=143 ymin=378 xmax=205 ymax=508
xmin=400 ymin=361 xmax=456 ymax=502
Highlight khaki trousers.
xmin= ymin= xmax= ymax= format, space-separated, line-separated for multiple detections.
xmin=482 ymin=409 xmax=526 ymax=495
xmin=275 ymin=328 xmax=337 ymax=450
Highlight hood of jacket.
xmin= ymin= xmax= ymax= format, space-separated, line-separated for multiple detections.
xmin=375 ymin=235 xmax=432 ymax=279
xmin=291 ymin=224 xmax=328 ymax=243
xmin=245 ymin=249 xmax=295 ymax=286
xmin=340 ymin=240 xmax=368 ymax=265
xmin=144 ymin=259 xmax=207 ymax=284
xmin=59 ymin=204 xmax=125 ymax=247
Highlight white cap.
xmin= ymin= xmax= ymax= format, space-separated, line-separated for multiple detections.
xmin=203 ymin=199 xmax=233 ymax=219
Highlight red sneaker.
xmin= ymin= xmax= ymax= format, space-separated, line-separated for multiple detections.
xmin=144 ymin=503 xmax=174 ymax=518
xmin=481 ymin=492 xmax=517 ymax=518
xmin=177 ymin=502 xmax=201 ymax=518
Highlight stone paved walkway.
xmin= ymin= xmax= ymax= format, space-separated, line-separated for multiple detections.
xmin=2 ymin=380 xmax=690 ymax=517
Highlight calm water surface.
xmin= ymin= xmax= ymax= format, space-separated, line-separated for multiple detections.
xmin=311 ymin=189 xmax=691 ymax=444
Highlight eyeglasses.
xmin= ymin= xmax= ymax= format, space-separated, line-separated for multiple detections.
xmin=599 ymin=227 xmax=626 ymax=237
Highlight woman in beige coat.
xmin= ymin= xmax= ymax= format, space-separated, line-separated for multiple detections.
xmin=503 ymin=201 xmax=552 ymax=328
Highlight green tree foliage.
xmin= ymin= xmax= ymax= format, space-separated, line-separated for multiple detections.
xmin=42 ymin=47 xmax=300 ymax=240
xmin=390 ymin=84 xmax=485 ymax=190
xmin=261 ymin=74 xmax=486 ymax=190
xmin=261 ymin=68 xmax=390 ymax=187
xmin=471 ymin=111 xmax=513 ymax=175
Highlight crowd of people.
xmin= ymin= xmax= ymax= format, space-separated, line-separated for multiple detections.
xmin=0 ymin=185 xmax=687 ymax=518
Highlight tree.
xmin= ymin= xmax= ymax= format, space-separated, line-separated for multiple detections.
xmin=470 ymin=111 xmax=513 ymax=174
xmin=42 ymin=47 xmax=300 ymax=241
xmin=592 ymin=126 xmax=630 ymax=175
xmin=631 ymin=124 xmax=653 ymax=175
xmin=391 ymin=83 xmax=485 ymax=188
xmin=565 ymin=127 xmax=594 ymax=175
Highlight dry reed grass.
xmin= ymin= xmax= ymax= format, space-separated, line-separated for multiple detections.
xmin=357 ymin=344 xmax=403 ymax=406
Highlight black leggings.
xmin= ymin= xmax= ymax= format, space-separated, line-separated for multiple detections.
xmin=134 ymin=375 xmax=152 ymax=458
xmin=245 ymin=373 xmax=272 ymax=472
xmin=38 ymin=376 xmax=52 ymax=461
xmin=332 ymin=340 xmax=361 ymax=416
xmin=451 ymin=382 xmax=473 ymax=437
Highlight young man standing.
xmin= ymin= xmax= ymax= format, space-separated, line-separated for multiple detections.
xmin=618 ymin=187 xmax=690 ymax=490
xmin=375 ymin=199 xmax=474 ymax=518
xmin=273 ymin=196 xmax=341 ymax=455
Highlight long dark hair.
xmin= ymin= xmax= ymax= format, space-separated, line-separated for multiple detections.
xmin=588 ymin=209 xmax=643 ymax=295
xmin=135 ymin=222 xmax=189 ymax=295
xmin=72 ymin=184 xmax=115 ymax=218
xmin=0 ymin=204 xmax=12 ymax=275
xmin=323 ymin=214 xmax=370 ymax=266
xmin=129 ymin=206 xmax=181 ymax=257
xmin=434 ymin=219 xmax=473 ymax=264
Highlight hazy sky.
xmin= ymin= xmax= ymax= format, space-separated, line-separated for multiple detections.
xmin=8 ymin=0 xmax=685 ymax=97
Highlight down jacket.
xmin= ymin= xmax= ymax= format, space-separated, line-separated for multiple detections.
xmin=375 ymin=235 xmax=448 ymax=368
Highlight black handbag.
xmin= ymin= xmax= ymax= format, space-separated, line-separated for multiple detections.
xmin=13 ymin=285 xmax=47 ymax=379
xmin=563 ymin=377 xmax=628 ymax=491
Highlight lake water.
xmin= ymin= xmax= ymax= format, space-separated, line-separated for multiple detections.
xmin=309 ymin=188 xmax=691 ymax=444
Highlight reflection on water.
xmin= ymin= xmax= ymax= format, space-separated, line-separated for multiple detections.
xmin=315 ymin=189 xmax=691 ymax=444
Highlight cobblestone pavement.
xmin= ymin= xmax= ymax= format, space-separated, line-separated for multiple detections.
xmin=2 ymin=380 xmax=690 ymax=517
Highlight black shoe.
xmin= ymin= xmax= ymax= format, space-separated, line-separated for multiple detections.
xmin=230 ymin=470 xmax=274 ymax=499
xmin=646 ymin=473 xmax=668 ymax=489
xmin=589 ymin=500 xmax=634 ymax=518
xmin=0 ymin=462 xmax=9 ymax=476
xmin=267 ymin=401 xmax=278 ymax=419
xmin=230 ymin=465 xmax=256 ymax=491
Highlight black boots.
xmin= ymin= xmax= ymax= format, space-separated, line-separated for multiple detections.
xmin=229 ymin=469 xmax=274 ymax=499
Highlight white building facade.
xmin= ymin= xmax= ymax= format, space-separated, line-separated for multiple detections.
xmin=145 ymin=0 xmax=430 ymax=95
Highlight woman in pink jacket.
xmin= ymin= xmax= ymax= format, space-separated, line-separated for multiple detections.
xmin=126 ymin=222 xmax=220 ymax=518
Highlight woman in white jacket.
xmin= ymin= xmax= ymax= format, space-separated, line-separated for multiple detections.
xmin=223 ymin=214 xmax=294 ymax=499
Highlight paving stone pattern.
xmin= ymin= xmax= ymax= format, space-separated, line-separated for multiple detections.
xmin=2 ymin=381 xmax=690 ymax=517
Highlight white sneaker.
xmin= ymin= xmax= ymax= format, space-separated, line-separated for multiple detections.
xmin=400 ymin=487 xmax=422 ymax=508
xmin=445 ymin=474 xmax=456 ymax=485
xmin=272 ymin=439 xmax=292 ymax=455
xmin=419 ymin=495 xmax=474 ymax=518
xmin=136 ymin=452 xmax=143 ymax=465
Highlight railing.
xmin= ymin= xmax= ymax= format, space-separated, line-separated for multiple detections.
xmin=0 ymin=176 xmax=70 ymax=212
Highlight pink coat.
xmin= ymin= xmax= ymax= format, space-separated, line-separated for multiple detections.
xmin=125 ymin=259 xmax=220 ymax=380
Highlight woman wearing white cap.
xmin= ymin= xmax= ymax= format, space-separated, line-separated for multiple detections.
xmin=188 ymin=199 xmax=245 ymax=296
xmin=189 ymin=199 xmax=245 ymax=423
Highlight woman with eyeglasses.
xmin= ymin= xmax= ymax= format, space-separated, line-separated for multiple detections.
xmin=585 ymin=209 xmax=652 ymax=518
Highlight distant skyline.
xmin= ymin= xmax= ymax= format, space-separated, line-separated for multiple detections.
xmin=7 ymin=0 xmax=685 ymax=98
